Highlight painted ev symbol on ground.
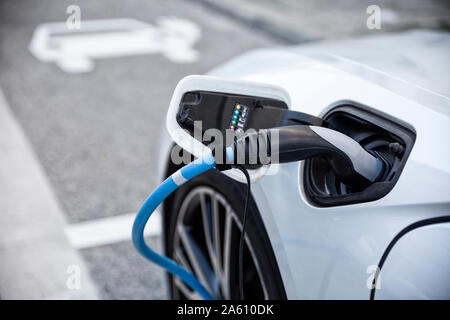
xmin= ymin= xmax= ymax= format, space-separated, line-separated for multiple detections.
xmin=29 ymin=17 xmax=201 ymax=73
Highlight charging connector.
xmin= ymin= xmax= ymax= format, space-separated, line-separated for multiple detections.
xmin=133 ymin=125 xmax=384 ymax=300
xmin=228 ymin=125 xmax=384 ymax=188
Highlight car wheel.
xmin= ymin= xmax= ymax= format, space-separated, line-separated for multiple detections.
xmin=165 ymin=168 xmax=286 ymax=300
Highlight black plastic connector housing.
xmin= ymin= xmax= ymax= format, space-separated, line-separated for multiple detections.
xmin=177 ymin=91 xmax=326 ymax=147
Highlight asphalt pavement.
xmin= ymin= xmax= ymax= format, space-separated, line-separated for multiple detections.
xmin=0 ymin=0 xmax=285 ymax=299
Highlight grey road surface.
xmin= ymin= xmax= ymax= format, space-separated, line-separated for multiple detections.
xmin=0 ymin=0 xmax=285 ymax=299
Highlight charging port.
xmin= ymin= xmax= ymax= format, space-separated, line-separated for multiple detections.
xmin=303 ymin=101 xmax=416 ymax=207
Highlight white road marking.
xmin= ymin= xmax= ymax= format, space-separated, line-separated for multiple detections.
xmin=65 ymin=210 xmax=162 ymax=250
xmin=29 ymin=17 xmax=201 ymax=73
xmin=0 ymin=88 xmax=98 ymax=299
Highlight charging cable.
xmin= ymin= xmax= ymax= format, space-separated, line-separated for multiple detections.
xmin=235 ymin=166 xmax=251 ymax=300
xmin=132 ymin=151 xmax=218 ymax=300
xmin=370 ymin=215 xmax=450 ymax=300
xmin=133 ymin=124 xmax=386 ymax=300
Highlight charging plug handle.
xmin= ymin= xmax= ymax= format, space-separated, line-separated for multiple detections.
xmin=232 ymin=125 xmax=384 ymax=187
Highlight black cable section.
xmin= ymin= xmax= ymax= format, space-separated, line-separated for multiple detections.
xmin=235 ymin=165 xmax=251 ymax=300
xmin=370 ymin=215 xmax=450 ymax=300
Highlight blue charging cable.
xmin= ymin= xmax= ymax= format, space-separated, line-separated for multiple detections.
xmin=132 ymin=149 xmax=234 ymax=300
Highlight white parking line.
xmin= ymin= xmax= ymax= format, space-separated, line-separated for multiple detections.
xmin=65 ymin=210 xmax=162 ymax=250
xmin=0 ymin=88 xmax=98 ymax=299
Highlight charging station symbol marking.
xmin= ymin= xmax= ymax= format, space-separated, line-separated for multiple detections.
xmin=29 ymin=17 xmax=202 ymax=73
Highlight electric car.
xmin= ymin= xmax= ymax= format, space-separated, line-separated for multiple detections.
xmin=157 ymin=30 xmax=450 ymax=300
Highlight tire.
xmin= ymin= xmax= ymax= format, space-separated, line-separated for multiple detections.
xmin=164 ymin=168 xmax=286 ymax=300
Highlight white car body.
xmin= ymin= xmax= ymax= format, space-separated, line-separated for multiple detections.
xmin=159 ymin=30 xmax=450 ymax=299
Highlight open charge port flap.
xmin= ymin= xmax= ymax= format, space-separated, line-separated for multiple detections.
xmin=303 ymin=102 xmax=416 ymax=207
